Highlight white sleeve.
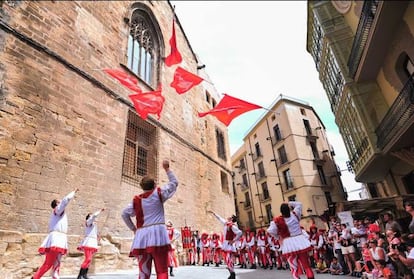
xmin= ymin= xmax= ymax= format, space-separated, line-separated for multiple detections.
xmin=121 ymin=203 xmax=136 ymax=231
xmin=54 ymin=190 xmax=76 ymax=216
xmin=86 ymin=210 xmax=102 ymax=227
xmin=289 ymin=201 xmax=302 ymax=219
xmin=232 ymin=225 xmax=242 ymax=241
xmin=160 ymin=170 xmax=179 ymax=201
xmin=267 ymin=220 xmax=279 ymax=238
xmin=213 ymin=213 xmax=226 ymax=225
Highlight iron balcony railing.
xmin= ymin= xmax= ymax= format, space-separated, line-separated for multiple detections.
xmin=376 ymin=73 xmax=414 ymax=149
xmin=258 ymin=192 xmax=271 ymax=202
xmin=347 ymin=0 xmax=379 ymax=78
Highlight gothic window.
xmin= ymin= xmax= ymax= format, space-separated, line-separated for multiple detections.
xmin=122 ymin=110 xmax=157 ymax=186
xmin=127 ymin=6 xmax=161 ymax=87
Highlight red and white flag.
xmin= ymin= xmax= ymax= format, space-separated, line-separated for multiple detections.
xmin=164 ymin=19 xmax=182 ymax=67
xmin=198 ymin=94 xmax=263 ymax=126
xmin=103 ymin=68 xmax=142 ymax=94
xmin=128 ymin=84 xmax=165 ymax=120
xmin=170 ymin=66 xmax=203 ymax=94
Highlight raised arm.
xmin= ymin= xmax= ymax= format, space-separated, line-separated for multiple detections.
xmin=160 ymin=160 xmax=179 ymax=201
xmin=288 ymin=201 xmax=302 ymax=219
xmin=208 ymin=211 xmax=226 ymax=225
xmin=86 ymin=208 xmax=105 ymax=227
xmin=54 ymin=188 xmax=78 ymax=216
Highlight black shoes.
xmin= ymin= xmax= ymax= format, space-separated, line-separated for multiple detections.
xmin=228 ymin=272 xmax=236 ymax=279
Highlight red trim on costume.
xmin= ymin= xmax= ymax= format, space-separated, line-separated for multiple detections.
xmin=274 ymin=216 xmax=290 ymax=238
xmin=129 ymin=244 xmax=171 ymax=257
xmin=133 ymin=188 xmax=157 ymax=228
xmin=77 ymin=246 xmax=98 ymax=253
xmin=38 ymin=246 xmax=67 ymax=255
xmin=257 ymin=229 xmax=267 ymax=241
xmin=226 ymin=222 xmax=235 ymax=240
xmin=167 ymin=227 xmax=174 ymax=241
xmin=282 ymin=246 xmax=313 ymax=257
xmin=246 ymin=231 xmax=254 ymax=243
xmin=157 ymin=187 xmax=163 ymax=202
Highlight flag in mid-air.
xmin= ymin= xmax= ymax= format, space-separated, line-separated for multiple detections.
xmin=170 ymin=66 xmax=204 ymax=94
xmin=129 ymin=84 xmax=165 ymax=120
xmin=198 ymin=94 xmax=263 ymax=126
xmin=164 ymin=19 xmax=182 ymax=67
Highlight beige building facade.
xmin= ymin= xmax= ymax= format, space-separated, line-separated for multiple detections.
xmin=231 ymin=95 xmax=347 ymax=232
xmin=306 ymin=1 xmax=414 ymax=217
xmin=0 ymin=1 xmax=235 ymax=277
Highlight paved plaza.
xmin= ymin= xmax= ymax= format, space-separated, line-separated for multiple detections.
xmin=44 ymin=265 xmax=356 ymax=279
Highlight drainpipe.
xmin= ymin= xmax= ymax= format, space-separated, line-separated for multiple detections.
xmin=265 ymin=118 xmax=285 ymax=201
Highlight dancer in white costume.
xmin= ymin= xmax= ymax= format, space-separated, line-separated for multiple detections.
xmin=267 ymin=201 xmax=314 ymax=279
xmin=166 ymin=220 xmax=181 ymax=276
xmin=209 ymin=211 xmax=242 ymax=279
xmin=77 ymin=208 xmax=105 ymax=279
xmin=32 ymin=189 xmax=79 ymax=279
xmin=122 ymin=160 xmax=178 ymax=279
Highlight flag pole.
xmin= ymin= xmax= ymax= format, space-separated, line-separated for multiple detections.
xmin=202 ymin=79 xmax=214 ymax=86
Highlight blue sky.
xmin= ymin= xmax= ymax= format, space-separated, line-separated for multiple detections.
xmin=171 ymin=1 xmax=362 ymax=200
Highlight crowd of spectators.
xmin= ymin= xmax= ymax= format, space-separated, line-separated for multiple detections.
xmin=309 ymin=199 xmax=414 ymax=279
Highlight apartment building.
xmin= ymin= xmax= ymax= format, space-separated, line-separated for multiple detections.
xmin=231 ymin=95 xmax=347 ymax=231
xmin=306 ymin=0 xmax=414 ymax=217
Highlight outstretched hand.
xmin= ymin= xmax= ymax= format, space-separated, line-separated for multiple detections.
xmin=162 ymin=160 xmax=170 ymax=171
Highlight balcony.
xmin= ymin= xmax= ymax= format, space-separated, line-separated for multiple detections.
xmin=258 ymin=192 xmax=271 ymax=202
xmin=348 ymin=1 xmax=408 ymax=81
xmin=376 ymin=73 xmax=414 ymax=150
xmin=254 ymin=172 xmax=267 ymax=181
xmin=251 ymin=152 xmax=263 ymax=161
xmin=243 ymin=201 xmax=251 ymax=210
xmin=347 ymin=0 xmax=379 ymax=78
xmin=312 ymin=151 xmax=327 ymax=164
xmin=267 ymin=134 xmax=283 ymax=146
xmin=237 ymin=164 xmax=246 ymax=173
xmin=305 ymin=128 xmax=320 ymax=141
xmin=271 ymin=157 xmax=288 ymax=167
xmin=236 ymin=182 xmax=249 ymax=191
xmin=281 ymin=180 xmax=295 ymax=192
